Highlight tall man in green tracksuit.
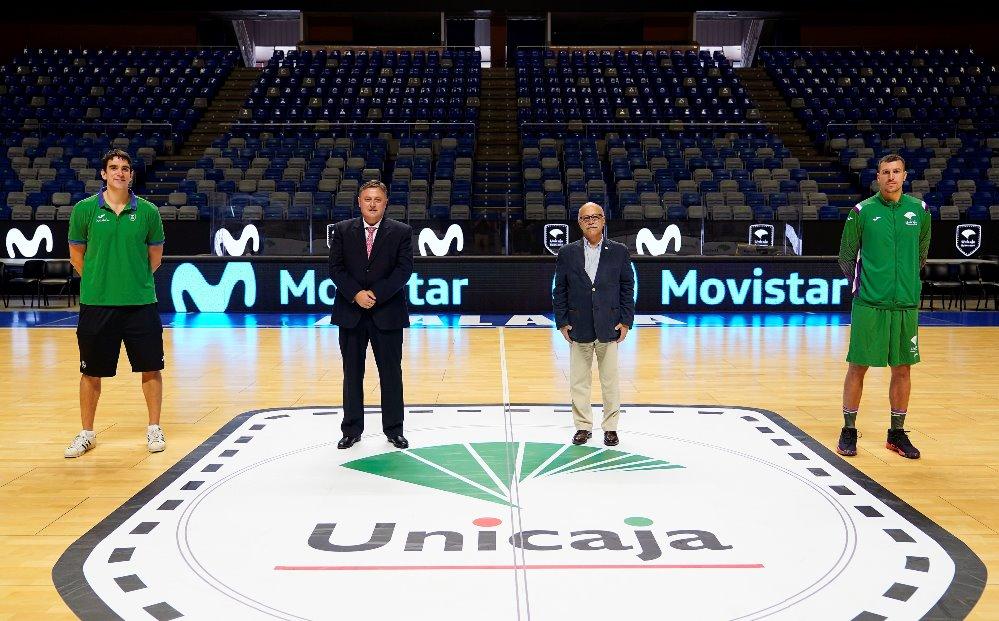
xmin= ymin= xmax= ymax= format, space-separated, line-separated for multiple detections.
xmin=836 ymin=154 xmax=930 ymax=459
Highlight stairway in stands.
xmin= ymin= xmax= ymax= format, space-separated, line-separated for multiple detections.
xmin=473 ymin=67 xmax=522 ymax=215
xmin=143 ymin=67 xmax=260 ymax=205
xmin=739 ymin=67 xmax=862 ymax=210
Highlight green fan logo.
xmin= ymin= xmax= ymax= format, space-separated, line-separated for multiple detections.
xmin=343 ymin=442 xmax=684 ymax=507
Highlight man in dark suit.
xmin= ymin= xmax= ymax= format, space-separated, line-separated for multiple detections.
xmin=329 ymin=180 xmax=414 ymax=449
xmin=553 ymin=202 xmax=635 ymax=447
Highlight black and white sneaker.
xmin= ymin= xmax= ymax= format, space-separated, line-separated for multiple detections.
xmin=836 ymin=427 xmax=858 ymax=456
xmin=65 ymin=432 xmax=95 ymax=458
xmin=886 ymin=429 xmax=920 ymax=459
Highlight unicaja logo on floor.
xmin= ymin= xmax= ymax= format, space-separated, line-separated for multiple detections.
xmin=53 ymin=406 xmax=985 ymax=620
xmin=305 ymin=515 xmax=733 ymax=562
xmin=299 ymin=442 xmax=723 ymax=563
xmin=5 ymin=224 xmax=53 ymax=258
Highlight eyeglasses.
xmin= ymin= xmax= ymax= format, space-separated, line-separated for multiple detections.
xmin=578 ymin=214 xmax=604 ymax=223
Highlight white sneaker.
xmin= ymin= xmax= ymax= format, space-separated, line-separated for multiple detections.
xmin=147 ymin=425 xmax=166 ymax=453
xmin=65 ymin=432 xmax=95 ymax=458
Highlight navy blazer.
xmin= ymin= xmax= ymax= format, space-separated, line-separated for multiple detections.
xmin=328 ymin=217 xmax=414 ymax=330
xmin=552 ymin=238 xmax=635 ymax=343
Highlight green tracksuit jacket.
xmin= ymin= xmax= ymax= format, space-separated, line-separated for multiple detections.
xmin=838 ymin=192 xmax=931 ymax=310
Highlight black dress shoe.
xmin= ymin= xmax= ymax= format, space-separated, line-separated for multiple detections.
xmin=604 ymin=431 xmax=619 ymax=446
xmin=337 ymin=436 xmax=361 ymax=449
xmin=572 ymin=430 xmax=592 ymax=445
xmin=387 ymin=435 xmax=409 ymax=449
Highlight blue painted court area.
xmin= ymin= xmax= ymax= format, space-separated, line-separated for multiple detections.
xmin=3 ymin=311 xmax=999 ymax=329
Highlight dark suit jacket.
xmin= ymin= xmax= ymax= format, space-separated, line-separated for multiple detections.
xmin=552 ymin=238 xmax=635 ymax=343
xmin=329 ymin=217 xmax=414 ymax=330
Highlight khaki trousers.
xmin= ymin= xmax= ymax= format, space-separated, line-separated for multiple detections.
xmin=569 ymin=339 xmax=620 ymax=431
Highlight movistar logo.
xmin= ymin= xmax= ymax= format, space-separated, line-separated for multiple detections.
xmin=170 ymin=262 xmax=256 ymax=312
xmin=662 ymin=267 xmax=850 ymax=306
xmin=214 ymin=224 xmax=260 ymax=256
xmin=343 ymin=442 xmax=682 ymax=507
xmin=636 ymin=225 xmax=682 ymax=256
xmin=5 ymin=225 xmax=53 ymax=258
xmin=418 ymin=224 xmax=463 ymax=256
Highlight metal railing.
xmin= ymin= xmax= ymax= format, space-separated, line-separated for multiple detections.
xmin=14 ymin=45 xmax=239 ymax=52
xmin=2 ymin=120 xmax=174 ymax=129
xmin=295 ymin=45 xmax=482 ymax=52
xmin=233 ymin=20 xmax=255 ymax=68
xmin=520 ymin=121 xmax=775 ymax=140
xmin=226 ymin=121 xmax=477 ymax=144
xmin=517 ymin=45 xmax=701 ymax=53
xmin=742 ymin=19 xmax=765 ymax=68
xmin=824 ymin=121 xmax=999 ymax=144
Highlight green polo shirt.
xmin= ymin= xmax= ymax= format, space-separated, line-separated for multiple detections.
xmin=68 ymin=191 xmax=165 ymax=306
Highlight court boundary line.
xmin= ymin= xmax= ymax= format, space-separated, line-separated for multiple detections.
xmin=498 ymin=327 xmax=531 ymax=620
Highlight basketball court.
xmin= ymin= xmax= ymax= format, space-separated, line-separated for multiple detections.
xmin=1 ymin=312 xmax=995 ymax=619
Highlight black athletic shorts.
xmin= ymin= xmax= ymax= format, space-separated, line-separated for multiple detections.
xmin=76 ymin=303 xmax=164 ymax=377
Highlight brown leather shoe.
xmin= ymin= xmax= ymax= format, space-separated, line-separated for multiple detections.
xmin=604 ymin=431 xmax=619 ymax=446
xmin=572 ymin=430 xmax=592 ymax=445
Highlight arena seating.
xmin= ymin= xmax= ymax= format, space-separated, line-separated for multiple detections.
xmin=760 ymin=48 xmax=998 ymax=221
xmin=516 ymin=48 xmax=756 ymax=123
xmin=164 ymin=48 xmax=482 ymax=221
xmin=0 ymin=48 xmax=239 ymax=220
xmin=2 ymin=45 xmax=996 ymax=224
xmin=519 ymin=131 xmax=817 ymax=221
xmin=515 ymin=49 xmax=813 ymax=221
xmin=240 ymin=49 xmax=480 ymax=123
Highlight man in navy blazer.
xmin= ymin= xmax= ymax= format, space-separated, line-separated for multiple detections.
xmin=553 ymin=202 xmax=635 ymax=447
xmin=329 ymin=180 xmax=414 ymax=449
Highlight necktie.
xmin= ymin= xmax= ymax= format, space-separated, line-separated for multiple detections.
xmin=365 ymin=225 xmax=376 ymax=258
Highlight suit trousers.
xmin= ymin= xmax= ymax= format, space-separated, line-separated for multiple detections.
xmin=569 ymin=339 xmax=621 ymax=431
xmin=338 ymin=313 xmax=405 ymax=437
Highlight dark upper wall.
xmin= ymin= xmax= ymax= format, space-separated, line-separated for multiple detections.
xmin=303 ymin=13 xmax=442 ymax=46
xmin=0 ymin=12 xmax=201 ymax=64
xmin=550 ymin=12 xmax=693 ymax=46
xmin=643 ymin=14 xmax=695 ymax=45
xmin=799 ymin=14 xmax=999 ymax=61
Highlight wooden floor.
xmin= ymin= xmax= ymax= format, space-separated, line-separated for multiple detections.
xmin=0 ymin=322 xmax=997 ymax=619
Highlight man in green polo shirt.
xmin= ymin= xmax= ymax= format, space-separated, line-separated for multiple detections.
xmin=836 ymin=154 xmax=931 ymax=460
xmin=64 ymin=149 xmax=167 ymax=458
